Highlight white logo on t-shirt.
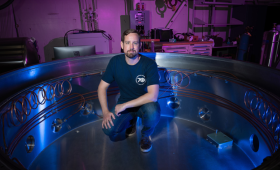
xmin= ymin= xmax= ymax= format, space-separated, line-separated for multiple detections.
xmin=136 ymin=75 xmax=146 ymax=85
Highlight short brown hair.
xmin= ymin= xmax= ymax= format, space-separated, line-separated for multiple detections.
xmin=121 ymin=29 xmax=141 ymax=42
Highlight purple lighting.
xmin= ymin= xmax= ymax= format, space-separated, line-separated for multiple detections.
xmin=268 ymin=32 xmax=278 ymax=67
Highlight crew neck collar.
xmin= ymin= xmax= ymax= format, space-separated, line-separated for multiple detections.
xmin=125 ymin=54 xmax=142 ymax=66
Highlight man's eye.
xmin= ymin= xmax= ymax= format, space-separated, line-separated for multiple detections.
xmin=125 ymin=42 xmax=129 ymax=44
xmin=133 ymin=42 xmax=139 ymax=45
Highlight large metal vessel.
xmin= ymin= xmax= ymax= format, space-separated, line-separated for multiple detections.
xmin=260 ymin=24 xmax=280 ymax=68
xmin=0 ymin=53 xmax=280 ymax=170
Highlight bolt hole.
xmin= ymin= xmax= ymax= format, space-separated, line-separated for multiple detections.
xmin=25 ymin=135 xmax=35 ymax=153
xmin=250 ymin=134 xmax=259 ymax=152
xmin=52 ymin=118 xmax=62 ymax=133
xmin=198 ymin=107 xmax=211 ymax=121
xmin=80 ymin=103 xmax=93 ymax=116
xmin=167 ymin=97 xmax=180 ymax=110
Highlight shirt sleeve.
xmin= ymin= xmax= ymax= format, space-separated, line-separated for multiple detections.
xmin=146 ymin=61 xmax=159 ymax=86
xmin=101 ymin=58 xmax=115 ymax=84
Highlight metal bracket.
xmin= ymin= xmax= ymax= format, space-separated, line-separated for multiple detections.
xmin=165 ymin=0 xmax=187 ymax=28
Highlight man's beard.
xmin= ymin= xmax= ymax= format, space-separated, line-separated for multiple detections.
xmin=125 ymin=50 xmax=138 ymax=58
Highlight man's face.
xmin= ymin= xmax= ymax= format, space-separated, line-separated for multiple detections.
xmin=121 ymin=33 xmax=141 ymax=58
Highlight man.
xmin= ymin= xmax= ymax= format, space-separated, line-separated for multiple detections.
xmin=98 ymin=29 xmax=161 ymax=152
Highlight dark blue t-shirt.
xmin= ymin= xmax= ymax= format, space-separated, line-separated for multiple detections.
xmin=102 ymin=54 xmax=159 ymax=104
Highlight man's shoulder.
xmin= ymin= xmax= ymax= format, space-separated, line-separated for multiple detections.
xmin=110 ymin=54 xmax=125 ymax=61
xmin=140 ymin=55 xmax=157 ymax=65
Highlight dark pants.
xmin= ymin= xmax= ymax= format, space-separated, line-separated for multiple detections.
xmin=102 ymin=102 xmax=161 ymax=138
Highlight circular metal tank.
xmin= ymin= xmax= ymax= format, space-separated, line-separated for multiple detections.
xmin=0 ymin=53 xmax=280 ymax=170
xmin=260 ymin=25 xmax=280 ymax=68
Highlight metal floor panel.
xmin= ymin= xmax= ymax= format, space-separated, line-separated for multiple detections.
xmin=29 ymin=116 xmax=255 ymax=170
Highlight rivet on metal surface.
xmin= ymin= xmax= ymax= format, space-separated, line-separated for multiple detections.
xmin=52 ymin=109 xmax=57 ymax=114
xmin=76 ymin=130 xmax=79 ymax=133
xmin=25 ymin=135 xmax=35 ymax=153
xmin=51 ymin=118 xmax=62 ymax=133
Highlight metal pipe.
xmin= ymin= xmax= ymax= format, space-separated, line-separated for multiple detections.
xmin=201 ymin=2 xmax=243 ymax=5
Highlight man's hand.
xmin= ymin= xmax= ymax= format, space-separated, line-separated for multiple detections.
xmin=115 ymin=104 xmax=127 ymax=116
xmin=102 ymin=111 xmax=115 ymax=129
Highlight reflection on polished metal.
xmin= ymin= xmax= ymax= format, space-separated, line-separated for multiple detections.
xmin=0 ymin=53 xmax=280 ymax=170
xmin=167 ymin=97 xmax=180 ymax=110
xmin=51 ymin=119 xmax=62 ymax=133
xmin=250 ymin=134 xmax=259 ymax=152
xmin=29 ymin=117 xmax=255 ymax=170
xmin=25 ymin=136 xmax=35 ymax=153
xmin=80 ymin=102 xmax=94 ymax=116
xmin=206 ymin=131 xmax=233 ymax=149
xmin=198 ymin=107 xmax=211 ymax=122
xmin=260 ymin=24 xmax=280 ymax=68
xmin=167 ymin=70 xmax=184 ymax=87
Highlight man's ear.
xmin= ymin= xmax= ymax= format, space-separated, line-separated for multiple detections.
xmin=120 ymin=41 xmax=124 ymax=50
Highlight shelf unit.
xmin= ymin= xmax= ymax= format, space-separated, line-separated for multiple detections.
xmin=161 ymin=42 xmax=213 ymax=56
xmin=188 ymin=0 xmax=244 ymax=40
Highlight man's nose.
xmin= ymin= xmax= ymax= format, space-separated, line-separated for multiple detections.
xmin=130 ymin=43 xmax=134 ymax=49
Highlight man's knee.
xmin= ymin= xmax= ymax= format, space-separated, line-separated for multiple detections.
xmin=142 ymin=102 xmax=161 ymax=114
xmin=102 ymin=127 xmax=117 ymax=137
xmin=140 ymin=102 xmax=161 ymax=121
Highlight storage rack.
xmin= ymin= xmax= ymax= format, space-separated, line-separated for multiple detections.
xmin=188 ymin=0 xmax=244 ymax=39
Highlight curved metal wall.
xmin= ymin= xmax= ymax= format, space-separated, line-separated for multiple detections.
xmin=0 ymin=53 xmax=280 ymax=169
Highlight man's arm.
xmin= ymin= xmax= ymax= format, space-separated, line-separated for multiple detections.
xmin=98 ymin=80 xmax=116 ymax=129
xmin=125 ymin=84 xmax=159 ymax=107
xmin=98 ymin=80 xmax=111 ymax=113
xmin=115 ymin=84 xmax=159 ymax=115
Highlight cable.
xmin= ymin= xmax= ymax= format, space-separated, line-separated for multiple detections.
xmin=64 ymin=29 xmax=85 ymax=46
xmin=64 ymin=29 xmax=112 ymax=46
xmin=165 ymin=0 xmax=178 ymax=9
xmin=11 ymin=3 xmax=19 ymax=38
xmin=0 ymin=0 xmax=14 ymax=10
xmin=101 ymin=31 xmax=112 ymax=40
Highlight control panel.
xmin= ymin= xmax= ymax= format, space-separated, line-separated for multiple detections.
xmin=130 ymin=10 xmax=150 ymax=36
